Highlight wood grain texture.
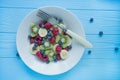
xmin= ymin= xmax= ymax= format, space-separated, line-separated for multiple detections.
xmin=0 ymin=0 xmax=120 ymax=80
xmin=0 ymin=58 xmax=120 ymax=80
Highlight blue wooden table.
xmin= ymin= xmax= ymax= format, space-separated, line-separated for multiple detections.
xmin=0 ymin=0 xmax=120 ymax=80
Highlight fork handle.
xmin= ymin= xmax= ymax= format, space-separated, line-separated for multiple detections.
xmin=66 ymin=29 xmax=93 ymax=48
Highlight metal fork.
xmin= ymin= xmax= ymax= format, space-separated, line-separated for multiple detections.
xmin=37 ymin=9 xmax=93 ymax=48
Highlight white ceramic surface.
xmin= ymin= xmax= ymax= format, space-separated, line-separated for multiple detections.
xmin=16 ymin=6 xmax=85 ymax=75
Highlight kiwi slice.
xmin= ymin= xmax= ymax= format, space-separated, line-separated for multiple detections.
xmin=39 ymin=45 xmax=45 ymax=50
xmin=30 ymin=33 xmax=37 ymax=37
xmin=56 ymin=35 xmax=60 ymax=43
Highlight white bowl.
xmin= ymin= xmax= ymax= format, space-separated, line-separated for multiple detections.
xmin=16 ymin=6 xmax=85 ymax=75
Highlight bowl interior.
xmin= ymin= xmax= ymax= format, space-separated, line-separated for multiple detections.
xmin=16 ymin=6 xmax=85 ymax=75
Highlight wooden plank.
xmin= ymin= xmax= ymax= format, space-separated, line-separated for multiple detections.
xmin=0 ymin=33 xmax=120 ymax=58
xmin=0 ymin=8 xmax=120 ymax=34
xmin=0 ymin=0 xmax=120 ymax=10
xmin=0 ymin=58 xmax=120 ymax=80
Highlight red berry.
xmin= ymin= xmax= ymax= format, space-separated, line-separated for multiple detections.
xmin=45 ymin=22 xmax=52 ymax=29
xmin=30 ymin=38 xmax=34 ymax=44
xmin=52 ymin=28 xmax=59 ymax=36
xmin=56 ymin=54 xmax=61 ymax=60
xmin=35 ymin=35 xmax=43 ymax=41
xmin=39 ymin=21 xmax=44 ymax=27
xmin=36 ymin=51 xmax=48 ymax=62
xmin=37 ymin=40 xmax=41 ymax=45
xmin=63 ymin=47 xmax=69 ymax=51
xmin=63 ymin=32 xmax=67 ymax=35
xmin=50 ymin=37 xmax=55 ymax=44
xmin=56 ymin=46 xmax=62 ymax=53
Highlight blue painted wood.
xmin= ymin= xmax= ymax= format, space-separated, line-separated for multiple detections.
xmin=0 ymin=58 xmax=120 ymax=80
xmin=0 ymin=8 xmax=120 ymax=34
xmin=0 ymin=0 xmax=120 ymax=80
xmin=0 ymin=0 xmax=120 ymax=10
xmin=0 ymin=33 xmax=120 ymax=58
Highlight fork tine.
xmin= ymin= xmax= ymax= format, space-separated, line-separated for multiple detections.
xmin=37 ymin=9 xmax=51 ymax=21
xmin=37 ymin=11 xmax=48 ymax=20
xmin=38 ymin=9 xmax=51 ymax=18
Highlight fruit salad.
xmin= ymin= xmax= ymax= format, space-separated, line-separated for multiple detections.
xmin=28 ymin=20 xmax=72 ymax=63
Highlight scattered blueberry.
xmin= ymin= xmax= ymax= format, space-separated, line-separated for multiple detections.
xmin=16 ymin=53 xmax=19 ymax=57
xmin=90 ymin=18 xmax=94 ymax=23
xmin=99 ymin=31 xmax=103 ymax=37
xmin=115 ymin=47 xmax=119 ymax=51
xmin=88 ymin=50 xmax=91 ymax=54
xmin=46 ymin=60 xmax=50 ymax=64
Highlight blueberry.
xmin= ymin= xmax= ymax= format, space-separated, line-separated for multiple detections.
xmin=58 ymin=18 xmax=63 ymax=23
xmin=99 ymin=31 xmax=103 ymax=37
xmin=34 ymin=43 xmax=38 ymax=47
xmin=53 ymin=55 xmax=57 ymax=60
xmin=32 ymin=46 xmax=36 ymax=50
xmin=47 ymin=35 xmax=51 ymax=40
xmin=40 ymin=50 xmax=45 ymax=54
xmin=34 ymin=40 xmax=37 ymax=43
xmin=89 ymin=18 xmax=94 ymax=23
xmin=28 ymin=35 xmax=31 ymax=39
xmin=58 ymin=41 xmax=62 ymax=46
xmin=42 ymin=53 xmax=46 ymax=58
xmin=68 ymin=45 xmax=72 ymax=50
xmin=46 ymin=60 xmax=50 ymax=64
xmin=41 ymin=40 xmax=45 ymax=44
xmin=44 ymin=36 xmax=47 ymax=39
xmin=53 ymin=55 xmax=57 ymax=62
xmin=54 ymin=59 xmax=57 ymax=62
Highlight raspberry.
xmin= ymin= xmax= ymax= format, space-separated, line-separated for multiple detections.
xmin=39 ymin=21 xmax=44 ymax=27
xmin=45 ymin=22 xmax=52 ymax=29
xmin=52 ymin=28 xmax=59 ymax=36
xmin=37 ymin=40 xmax=41 ymax=45
xmin=50 ymin=37 xmax=55 ymax=43
xmin=56 ymin=54 xmax=61 ymax=60
xmin=63 ymin=47 xmax=69 ymax=51
xmin=35 ymin=34 xmax=43 ymax=41
xmin=56 ymin=46 xmax=62 ymax=53
xmin=30 ymin=38 xmax=34 ymax=44
xmin=36 ymin=51 xmax=48 ymax=62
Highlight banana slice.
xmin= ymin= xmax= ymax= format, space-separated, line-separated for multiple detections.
xmin=60 ymin=50 xmax=68 ymax=59
xmin=58 ymin=27 xmax=63 ymax=34
xmin=30 ymin=43 xmax=39 ymax=54
xmin=38 ymin=28 xmax=47 ymax=37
